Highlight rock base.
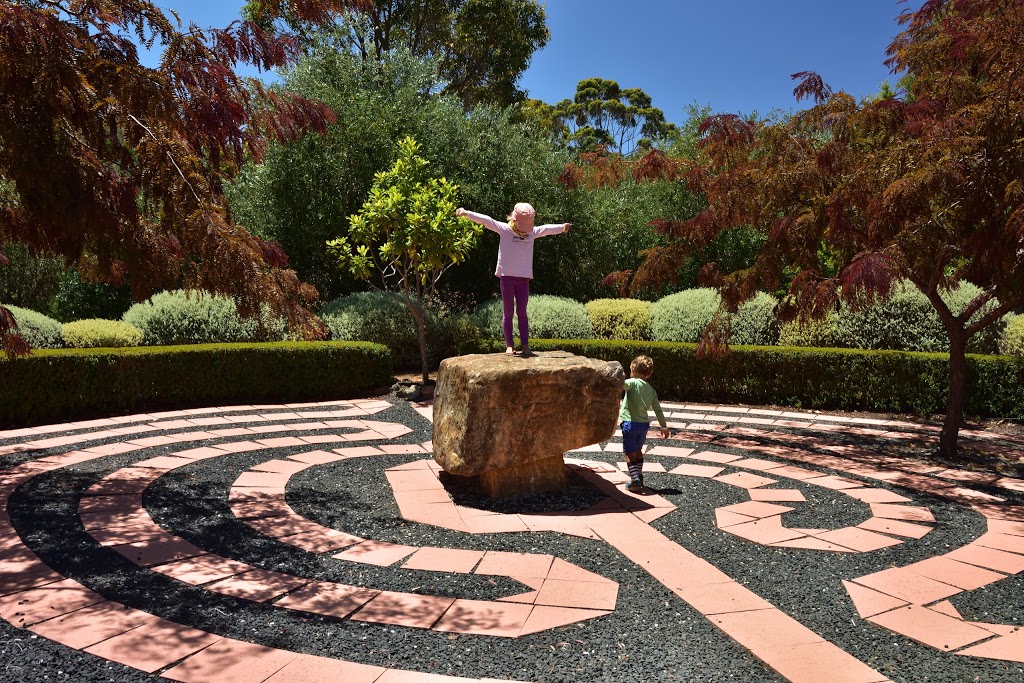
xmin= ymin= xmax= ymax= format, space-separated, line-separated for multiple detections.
xmin=477 ymin=455 xmax=566 ymax=498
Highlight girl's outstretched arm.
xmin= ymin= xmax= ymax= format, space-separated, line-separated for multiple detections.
xmin=456 ymin=208 xmax=504 ymax=234
xmin=534 ymin=222 xmax=571 ymax=237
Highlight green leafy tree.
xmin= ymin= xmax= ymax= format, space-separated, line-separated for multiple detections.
xmin=247 ymin=0 xmax=548 ymax=108
xmin=554 ymin=78 xmax=677 ymax=155
xmin=228 ymin=45 xmax=568 ymax=304
xmin=328 ymin=137 xmax=481 ymax=381
xmin=618 ymin=0 xmax=1024 ymax=459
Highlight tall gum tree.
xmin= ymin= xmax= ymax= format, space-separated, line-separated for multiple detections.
xmin=0 ymin=0 xmax=369 ymax=356
xmin=616 ymin=0 xmax=1024 ymax=458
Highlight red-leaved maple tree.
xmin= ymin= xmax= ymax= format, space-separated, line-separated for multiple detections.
xmin=613 ymin=0 xmax=1024 ymax=458
xmin=0 ymin=0 xmax=370 ymax=356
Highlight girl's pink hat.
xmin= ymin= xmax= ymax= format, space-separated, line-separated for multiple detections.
xmin=512 ymin=202 xmax=536 ymax=219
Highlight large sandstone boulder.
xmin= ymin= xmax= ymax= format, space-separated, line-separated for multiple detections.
xmin=433 ymin=351 xmax=625 ymax=497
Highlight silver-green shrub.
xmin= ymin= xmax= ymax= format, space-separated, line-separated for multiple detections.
xmin=585 ymin=298 xmax=652 ymax=341
xmin=650 ymin=288 xmax=719 ymax=343
xmin=730 ymin=292 xmax=781 ymax=346
xmin=321 ymin=291 xmax=474 ymax=369
xmin=474 ymin=295 xmax=595 ymax=341
xmin=62 ymin=319 xmax=143 ymax=348
xmin=122 ymin=290 xmax=286 ymax=345
xmin=650 ymin=289 xmax=779 ymax=345
xmin=833 ymin=280 xmax=1006 ymax=354
xmin=1000 ymin=314 xmax=1024 ymax=356
xmin=778 ymin=313 xmax=842 ymax=348
xmin=2 ymin=304 xmax=63 ymax=348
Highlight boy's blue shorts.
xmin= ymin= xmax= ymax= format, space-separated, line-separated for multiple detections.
xmin=620 ymin=421 xmax=650 ymax=453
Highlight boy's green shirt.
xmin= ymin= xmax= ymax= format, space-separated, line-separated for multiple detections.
xmin=618 ymin=377 xmax=667 ymax=427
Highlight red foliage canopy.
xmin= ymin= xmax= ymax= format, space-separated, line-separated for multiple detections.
xmin=0 ymin=0 xmax=370 ymax=354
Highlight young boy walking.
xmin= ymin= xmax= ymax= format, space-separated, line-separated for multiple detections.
xmin=619 ymin=355 xmax=670 ymax=492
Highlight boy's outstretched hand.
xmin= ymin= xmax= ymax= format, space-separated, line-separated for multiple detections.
xmin=660 ymin=428 xmax=671 ymax=439
xmin=563 ymin=223 xmax=571 ymax=233
xmin=455 ymin=207 xmax=467 ymax=217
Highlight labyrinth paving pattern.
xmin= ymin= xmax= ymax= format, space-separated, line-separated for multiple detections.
xmin=1 ymin=398 xmax=1023 ymax=682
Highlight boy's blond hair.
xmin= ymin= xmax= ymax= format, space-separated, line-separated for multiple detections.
xmin=630 ymin=355 xmax=654 ymax=379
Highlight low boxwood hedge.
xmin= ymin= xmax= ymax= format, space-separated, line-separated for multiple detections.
xmin=460 ymin=339 xmax=1024 ymax=419
xmin=0 ymin=341 xmax=392 ymax=426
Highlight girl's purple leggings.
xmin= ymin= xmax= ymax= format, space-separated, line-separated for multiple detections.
xmin=499 ymin=276 xmax=530 ymax=348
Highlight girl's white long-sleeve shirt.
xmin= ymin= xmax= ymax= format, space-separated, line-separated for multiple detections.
xmin=462 ymin=210 xmax=567 ymax=279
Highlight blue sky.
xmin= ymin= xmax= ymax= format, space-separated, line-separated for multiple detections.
xmin=145 ymin=0 xmax=921 ymax=125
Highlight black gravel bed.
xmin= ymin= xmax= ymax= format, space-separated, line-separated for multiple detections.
xmin=0 ymin=399 xmax=1022 ymax=683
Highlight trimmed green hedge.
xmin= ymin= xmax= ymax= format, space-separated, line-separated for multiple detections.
xmin=0 ymin=341 xmax=392 ymax=426
xmin=460 ymin=338 xmax=1024 ymax=419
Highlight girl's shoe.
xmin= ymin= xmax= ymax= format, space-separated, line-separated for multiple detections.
xmin=520 ymin=346 xmax=534 ymax=358
xmin=625 ymin=481 xmax=643 ymax=492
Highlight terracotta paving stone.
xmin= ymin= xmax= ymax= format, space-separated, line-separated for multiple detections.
xmin=79 ymin=508 xmax=156 ymax=530
xmin=841 ymin=580 xmax=910 ymax=618
xmin=84 ymin=618 xmax=222 ymax=673
xmin=749 ymin=488 xmax=807 ymax=503
xmin=112 ymin=536 xmax=207 ymax=567
xmin=233 ymin=471 xmax=292 ymax=488
xmin=856 ymin=517 xmax=933 ymax=539
xmin=132 ymin=456 xmax=196 ymax=469
xmin=229 ymin=499 xmax=292 ymax=519
xmin=929 ymin=600 xmax=962 ymax=619
xmin=938 ymin=486 xmax=1005 ymax=504
xmin=689 ymin=450 xmax=742 ymax=463
xmin=274 ymin=581 xmax=379 ymax=619
xmin=937 ymin=469 xmax=1001 ymax=485
xmin=375 ymin=671 xmax=480 ymax=683
xmin=771 ymin=536 xmax=856 ymax=552
xmin=768 ymin=466 xmax=823 ymax=480
xmin=379 ymin=443 xmax=429 ymax=454
xmin=868 ymin=604 xmax=994 ymax=651
xmin=957 ymin=628 xmax=1024 ymax=662
xmin=996 ymin=477 xmax=1024 ymax=493
xmin=852 ymin=568 xmax=963 ymax=604
xmin=518 ymin=606 xmax=612 ymax=637
xmin=533 ymin=578 xmax=618 ymax=610
xmin=245 ymin=515 xmax=335 ymax=538
xmin=725 ymin=518 xmax=808 ymax=545
xmin=463 ymin=513 xmax=532 ymax=534
xmin=402 ymin=547 xmax=485 ymax=574
xmin=668 ymin=463 xmax=726 ymax=478
xmin=162 ymin=637 xmax=297 ymax=682
xmin=263 ymin=653 xmax=386 ymax=683
xmin=842 ymin=488 xmax=913 ymax=504
xmin=946 ymin=544 xmax=1024 ymax=574
xmin=386 ymin=470 xmax=445 ymax=492
xmin=350 ymin=591 xmax=455 ymax=628
xmin=333 ymin=540 xmax=418 ymax=567
xmin=475 ymin=551 xmax=554 ymax=579
xmin=287 ymin=450 xmax=345 ymax=466
xmin=755 ymin=640 xmax=891 ymax=683
xmin=251 ymin=459 xmax=312 ymax=475
xmin=671 ymin=579 xmax=775 ymax=616
xmin=0 ymin=553 xmax=66 ymax=596
xmin=149 ymin=554 xmax=253 ymax=585
xmin=972 ymin=504 xmax=1024 ymax=522
xmin=730 ymin=457 xmax=786 ymax=471
xmin=28 ymin=600 xmax=160 ymax=649
xmin=433 ymin=599 xmax=534 ymax=637
xmin=173 ymin=446 xmax=233 ymax=459
xmin=333 ymin=446 xmax=383 ymax=457
xmin=516 ymin=513 xmax=601 ymax=538
xmin=88 ymin=526 xmax=174 ymax=546
xmin=205 ymin=569 xmax=310 ymax=602
xmin=902 ymin=556 xmax=1006 ymax=591
xmin=805 ymin=475 xmax=865 ymax=491
xmin=868 ymin=503 xmax=936 ymax=523
xmin=77 ymin=494 xmax=144 ymax=514
xmin=987 ymin=519 xmax=1024 ymax=537
xmin=279 ymin=530 xmax=364 ymax=553
xmin=718 ymin=501 xmax=794 ymax=519
xmin=211 ymin=441 xmax=266 ymax=454
xmin=545 ymin=558 xmax=610 ymax=583
xmin=712 ymin=472 xmax=778 ymax=489
xmin=711 ymin=608 xmax=823 ymax=650
xmin=82 ymin=479 xmax=150 ymax=496
xmin=646 ymin=445 xmax=696 ymax=458
xmin=814 ymin=527 xmax=904 ymax=552
xmin=0 ymin=579 xmax=106 ymax=627
xmin=254 ymin=436 xmax=308 ymax=448
xmin=973 ymin=532 xmax=1024 ymax=555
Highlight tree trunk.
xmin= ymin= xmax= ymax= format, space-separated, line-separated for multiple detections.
xmin=939 ymin=329 xmax=968 ymax=459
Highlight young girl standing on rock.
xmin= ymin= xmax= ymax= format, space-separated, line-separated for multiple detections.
xmin=455 ymin=203 xmax=570 ymax=357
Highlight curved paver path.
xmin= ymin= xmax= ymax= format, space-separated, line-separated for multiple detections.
xmin=1 ymin=397 xmax=1022 ymax=681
